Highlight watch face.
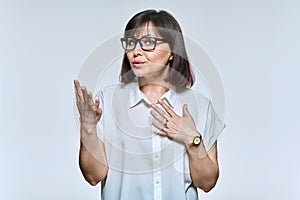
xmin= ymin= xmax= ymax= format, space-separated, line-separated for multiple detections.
xmin=193 ymin=136 xmax=201 ymax=145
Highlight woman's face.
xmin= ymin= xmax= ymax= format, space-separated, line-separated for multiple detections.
xmin=125 ymin=23 xmax=173 ymax=82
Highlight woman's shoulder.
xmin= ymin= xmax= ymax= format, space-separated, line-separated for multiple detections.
xmin=175 ymin=87 xmax=211 ymax=104
xmin=95 ymin=83 xmax=133 ymax=98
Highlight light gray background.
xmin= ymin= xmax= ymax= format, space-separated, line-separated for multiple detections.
xmin=1 ymin=0 xmax=299 ymax=200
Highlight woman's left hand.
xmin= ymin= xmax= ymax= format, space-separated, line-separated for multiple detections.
xmin=150 ymin=99 xmax=200 ymax=146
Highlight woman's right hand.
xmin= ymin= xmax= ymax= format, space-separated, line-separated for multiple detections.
xmin=74 ymin=79 xmax=102 ymax=128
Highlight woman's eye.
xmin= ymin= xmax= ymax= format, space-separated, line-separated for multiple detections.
xmin=127 ymin=39 xmax=136 ymax=46
xmin=143 ymin=38 xmax=155 ymax=45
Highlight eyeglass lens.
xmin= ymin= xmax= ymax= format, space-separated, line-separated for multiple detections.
xmin=122 ymin=37 xmax=158 ymax=51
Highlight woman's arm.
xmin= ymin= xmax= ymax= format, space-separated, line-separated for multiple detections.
xmin=151 ymin=99 xmax=219 ymax=192
xmin=79 ymin=125 xmax=108 ymax=186
xmin=74 ymin=80 xmax=108 ymax=186
xmin=186 ymin=141 xmax=219 ymax=192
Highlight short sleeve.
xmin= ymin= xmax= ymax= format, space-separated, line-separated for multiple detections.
xmin=94 ymin=90 xmax=105 ymax=142
xmin=202 ymin=101 xmax=226 ymax=152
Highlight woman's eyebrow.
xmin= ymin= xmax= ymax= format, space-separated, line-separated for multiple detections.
xmin=142 ymin=34 xmax=155 ymax=37
xmin=133 ymin=34 xmax=157 ymax=38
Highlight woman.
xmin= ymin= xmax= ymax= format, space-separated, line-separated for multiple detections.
xmin=74 ymin=9 xmax=225 ymax=200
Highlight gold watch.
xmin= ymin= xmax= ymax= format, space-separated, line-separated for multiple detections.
xmin=191 ymin=134 xmax=202 ymax=146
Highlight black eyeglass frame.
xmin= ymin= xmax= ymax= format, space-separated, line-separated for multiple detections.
xmin=120 ymin=36 xmax=168 ymax=51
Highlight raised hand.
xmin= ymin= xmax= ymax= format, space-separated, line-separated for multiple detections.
xmin=74 ymin=80 xmax=102 ymax=128
xmin=150 ymin=99 xmax=200 ymax=146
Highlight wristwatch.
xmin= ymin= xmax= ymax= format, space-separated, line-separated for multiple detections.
xmin=191 ymin=134 xmax=202 ymax=146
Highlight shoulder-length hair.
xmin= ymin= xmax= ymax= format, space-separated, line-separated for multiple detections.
xmin=119 ymin=9 xmax=194 ymax=89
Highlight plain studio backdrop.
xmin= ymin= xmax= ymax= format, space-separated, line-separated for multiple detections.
xmin=1 ymin=0 xmax=299 ymax=199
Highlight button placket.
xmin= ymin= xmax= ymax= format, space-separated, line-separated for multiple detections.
xmin=152 ymin=134 xmax=162 ymax=200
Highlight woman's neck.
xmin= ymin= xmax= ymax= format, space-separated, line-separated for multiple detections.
xmin=138 ymin=79 xmax=170 ymax=104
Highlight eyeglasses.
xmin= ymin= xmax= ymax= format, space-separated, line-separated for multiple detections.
xmin=120 ymin=36 xmax=167 ymax=51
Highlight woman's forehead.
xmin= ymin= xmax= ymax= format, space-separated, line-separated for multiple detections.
xmin=130 ymin=23 xmax=162 ymax=38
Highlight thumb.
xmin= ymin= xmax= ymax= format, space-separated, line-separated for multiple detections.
xmin=182 ymin=104 xmax=190 ymax=117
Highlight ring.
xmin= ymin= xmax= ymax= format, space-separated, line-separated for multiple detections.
xmin=163 ymin=120 xmax=168 ymax=127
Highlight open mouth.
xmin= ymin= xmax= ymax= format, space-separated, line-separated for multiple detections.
xmin=132 ymin=61 xmax=146 ymax=67
xmin=133 ymin=61 xmax=145 ymax=64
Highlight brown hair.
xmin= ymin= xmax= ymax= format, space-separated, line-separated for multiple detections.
xmin=119 ymin=9 xmax=194 ymax=89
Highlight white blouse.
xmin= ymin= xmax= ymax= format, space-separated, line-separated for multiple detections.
xmin=95 ymin=82 xmax=225 ymax=200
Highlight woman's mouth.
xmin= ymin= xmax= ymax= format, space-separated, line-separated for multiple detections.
xmin=132 ymin=61 xmax=146 ymax=67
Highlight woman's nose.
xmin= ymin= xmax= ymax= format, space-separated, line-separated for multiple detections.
xmin=133 ymin=42 xmax=143 ymax=55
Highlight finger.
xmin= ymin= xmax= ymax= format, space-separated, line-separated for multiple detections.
xmin=167 ymin=121 xmax=180 ymax=132
xmin=81 ymin=86 xmax=93 ymax=105
xmin=161 ymin=126 xmax=176 ymax=137
xmin=152 ymin=120 xmax=177 ymax=136
xmin=166 ymin=127 xmax=179 ymax=135
xmin=95 ymin=99 xmax=100 ymax=107
xmin=152 ymin=121 xmax=164 ymax=131
xmin=95 ymin=99 xmax=102 ymax=115
xmin=80 ymin=86 xmax=87 ymax=102
xmin=75 ymin=89 xmax=81 ymax=102
xmin=152 ymin=121 xmax=171 ymax=135
xmin=158 ymin=99 xmax=176 ymax=117
xmin=74 ymin=79 xmax=80 ymax=88
xmin=151 ymin=104 xmax=170 ymax=120
xmin=96 ymin=107 xmax=102 ymax=115
xmin=74 ymin=80 xmax=84 ymax=101
xmin=150 ymin=110 xmax=166 ymax=126
xmin=86 ymin=91 xmax=94 ymax=105
xmin=182 ymin=104 xmax=190 ymax=117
